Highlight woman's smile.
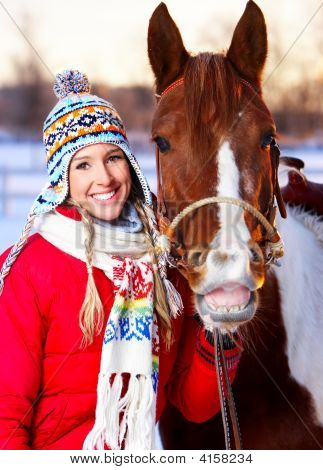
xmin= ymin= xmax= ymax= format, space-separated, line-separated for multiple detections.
xmin=90 ymin=188 xmax=118 ymax=202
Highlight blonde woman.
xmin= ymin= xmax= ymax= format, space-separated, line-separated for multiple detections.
xmin=0 ymin=70 xmax=241 ymax=450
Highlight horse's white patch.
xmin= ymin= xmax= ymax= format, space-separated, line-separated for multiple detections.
xmin=216 ymin=141 xmax=250 ymax=247
xmin=204 ymin=141 xmax=253 ymax=289
xmin=275 ymin=207 xmax=323 ymax=426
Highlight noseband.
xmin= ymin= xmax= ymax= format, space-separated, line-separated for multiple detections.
xmin=154 ymin=77 xmax=286 ymax=269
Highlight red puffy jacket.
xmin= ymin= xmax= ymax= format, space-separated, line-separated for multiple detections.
xmin=0 ymin=205 xmax=240 ymax=450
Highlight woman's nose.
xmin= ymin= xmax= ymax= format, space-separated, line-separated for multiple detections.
xmin=95 ymin=165 xmax=114 ymax=186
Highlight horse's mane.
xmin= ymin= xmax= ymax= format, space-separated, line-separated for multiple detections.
xmin=184 ymin=53 xmax=242 ymax=161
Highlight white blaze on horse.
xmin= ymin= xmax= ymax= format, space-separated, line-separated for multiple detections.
xmin=148 ymin=1 xmax=323 ymax=449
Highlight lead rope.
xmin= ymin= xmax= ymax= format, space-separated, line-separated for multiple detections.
xmin=214 ymin=329 xmax=243 ymax=450
xmin=214 ymin=330 xmax=231 ymax=450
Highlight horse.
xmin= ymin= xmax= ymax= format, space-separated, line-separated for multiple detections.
xmin=148 ymin=1 xmax=323 ymax=449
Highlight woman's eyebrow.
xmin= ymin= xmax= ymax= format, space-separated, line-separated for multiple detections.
xmin=73 ymin=148 xmax=123 ymax=162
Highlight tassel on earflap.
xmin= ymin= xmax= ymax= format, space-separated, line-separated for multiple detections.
xmin=162 ymin=276 xmax=184 ymax=318
xmin=142 ymin=203 xmax=183 ymax=318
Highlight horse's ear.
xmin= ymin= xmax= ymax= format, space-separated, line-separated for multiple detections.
xmin=227 ymin=0 xmax=267 ymax=89
xmin=148 ymin=2 xmax=189 ymax=94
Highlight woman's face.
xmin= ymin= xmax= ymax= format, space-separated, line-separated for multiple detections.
xmin=69 ymin=143 xmax=132 ymax=221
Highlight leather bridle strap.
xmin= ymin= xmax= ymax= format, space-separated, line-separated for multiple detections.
xmin=271 ymin=141 xmax=287 ymax=219
xmin=155 ymin=144 xmax=167 ymax=216
xmin=155 ymin=77 xmax=184 ymax=100
xmin=214 ymin=330 xmax=243 ymax=450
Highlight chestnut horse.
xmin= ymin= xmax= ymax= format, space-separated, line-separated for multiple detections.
xmin=148 ymin=1 xmax=323 ymax=449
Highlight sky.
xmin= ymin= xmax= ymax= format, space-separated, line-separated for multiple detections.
xmin=0 ymin=0 xmax=322 ymax=87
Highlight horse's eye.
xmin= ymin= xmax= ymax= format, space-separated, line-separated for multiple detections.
xmin=261 ymin=135 xmax=275 ymax=149
xmin=154 ymin=136 xmax=170 ymax=153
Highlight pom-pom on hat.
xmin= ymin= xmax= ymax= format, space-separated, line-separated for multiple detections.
xmin=53 ymin=70 xmax=91 ymax=98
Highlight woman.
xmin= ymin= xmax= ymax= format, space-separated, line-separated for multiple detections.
xmin=0 ymin=70 xmax=241 ymax=450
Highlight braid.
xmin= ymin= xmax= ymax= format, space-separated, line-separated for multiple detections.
xmin=133 ymin=198 xmax=173 ymax=349
xmin=67 ymin=198 xmax=104 ymax=348
xmin=0 ymin=212 xmax=37 ymax=295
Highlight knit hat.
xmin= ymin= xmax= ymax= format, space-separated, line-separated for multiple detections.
xmin=34 ymin=69 xmax=152 ymax=214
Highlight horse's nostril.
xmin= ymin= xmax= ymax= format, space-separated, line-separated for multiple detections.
xmin=250 ymin=247 xmax=263 ymax=263
xmin=188 ymin=250 xmax=207 ymax=268
xmin=214 ymin=251 xmax=230 ymax=263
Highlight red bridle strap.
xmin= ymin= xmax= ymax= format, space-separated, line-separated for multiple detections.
xmin=156 ymin=77 xmax=184 ymax=100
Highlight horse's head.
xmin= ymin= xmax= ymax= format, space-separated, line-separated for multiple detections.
xmin=148 ymin=1 xmax=285 ymax=330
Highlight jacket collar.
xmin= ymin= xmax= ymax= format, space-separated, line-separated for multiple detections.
xmin=55 ymin=204 xmax=82 ymax=221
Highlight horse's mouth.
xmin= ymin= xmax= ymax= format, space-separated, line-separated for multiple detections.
xmin=196 ymin=282 xmax=257 ymax=328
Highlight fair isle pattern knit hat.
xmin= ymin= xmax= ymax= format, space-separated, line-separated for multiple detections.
xmin=34 ymin=69 xmax=152 ymax=213
xmin=0 ymin=70 xmax=154 ymax=294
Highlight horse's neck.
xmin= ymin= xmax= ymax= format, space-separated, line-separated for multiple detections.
xmin=275 ymin=206 xmax=323 ymax=426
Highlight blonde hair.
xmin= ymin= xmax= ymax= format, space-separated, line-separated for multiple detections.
xmin=67 ymin=195 xmax=173 ymax=349
xmin=133 ymin=197 xmax=173 ymax=349
xmin=67 ymin=198 xmax=104 ymax=348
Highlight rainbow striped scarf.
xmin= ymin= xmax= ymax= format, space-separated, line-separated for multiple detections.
xmin=83 ymin=256 xmax=159 ymax=450
xmin=37 ymin=210 xmax=159 ymax=450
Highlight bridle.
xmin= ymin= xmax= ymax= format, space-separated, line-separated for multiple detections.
xmin=154 ymin=77 xmax=287 ymax=270
xmin=153 ymin=76 xmax=287 ymax=450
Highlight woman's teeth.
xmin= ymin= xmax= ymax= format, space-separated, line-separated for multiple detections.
xmin=92 ymin=190 xmax=116 ymax=201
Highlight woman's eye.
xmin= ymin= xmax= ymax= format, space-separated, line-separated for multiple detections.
xmin=76 ymin=162 xmax=89 ymax=170
xmin=261 ymin=135 xmax=275 ymax=149
xmin=108 ymin=155 xmax=123 ymax=163
xmin=154 ymin=136 xmax=170 ymax=153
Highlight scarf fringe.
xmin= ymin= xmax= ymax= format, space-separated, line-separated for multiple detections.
xmin=83 ymin=373 xmax=155 ymax=450
xmin=142 ymin=203 xmax=183 ymax=319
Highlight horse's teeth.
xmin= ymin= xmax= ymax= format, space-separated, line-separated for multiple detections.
xmin=213 ymin=305 xmax=242 ymax=313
